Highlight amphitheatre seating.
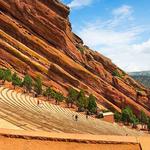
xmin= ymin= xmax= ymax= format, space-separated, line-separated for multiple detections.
xmin=0 ymin=87 xmax=145 ymax=135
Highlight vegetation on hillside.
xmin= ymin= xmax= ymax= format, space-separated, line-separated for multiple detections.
xmin=66 ymin=87 xmax=78 ymax=108
xmin=114 ymin=106 xmax=150 ymax=129
xmin=77 ymin=46 xmax=85 ymax=54
xmin=12 ymin=72 xmax=22 ymax=89
xmin=23 ymin=74 xmax=33 ymax=92
xmin=43 ymin=87 xmax=53 ymax=100
xmin=87 ymin=94 xmax=97 ymax=114
xmin=1 ymin=67 xmax=150 ymax=131
xmin=0 ymin=69 xmax=4 ymax=81
xmin=3 ymin=69 xmax=12 ymax=83
xmin=0 ymin=68 xmax=97 ymax=115
xmin=112 ymin=69 xmax=125 ymax=79
xmin=34 ymin=76 xmax=42 ymax=96
xmin=76 ymin=90 xmax=87 ymax=111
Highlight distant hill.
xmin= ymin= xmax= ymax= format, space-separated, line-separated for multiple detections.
xmin=129 ymin=71 xmax=150 ymax=88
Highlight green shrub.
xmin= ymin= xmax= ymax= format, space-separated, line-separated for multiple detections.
xmin=112 ymin=70 xmax=122 ymax=78
xmin=3 ymin=69 xmax=12 ymax=83
xmin=0 ymin=68 xmax=4 ymax=80
xmin=54 ymin=91 xmax=65 ymax=104
xmin=102 ymin=109 xmax=110 ymax=113
xmin=121 ymin=106 xmax=135 ymax=124
xmin=87 ymin=94 xmax=97 ymax=114
xmin=139 ymin=111 xmax=148 ymax=124
xmin=66 ymin=87 xmax=79 ymax=107
xmin=43 ymin=87 xmax=53 ymax=100
xmin=23 ymin=74 xmax=33 ymax=92
xmin=147 ymin=117 xmax=150 ymax=131
xmin=76 ymin=90 xmax=87 ymax=111
xmin=96 ymin=113 xmax=104 ymax=119
xmin=114 ymin=111 xmax=121 ymax=122
xmin=12 ymin=72 xmax=22 ymax=89
xmin=122 ymin=71 xmax=126 ymax=76
xmin=34 ymin=76 xmax=42 ymax=96
xmin=77 ymin=47 xmax=84 ymax=54
xmin=130 ymin=114 xmax=139 ymax=128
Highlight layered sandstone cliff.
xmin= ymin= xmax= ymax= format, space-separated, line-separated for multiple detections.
xmin=0 ymin=0 xmax=150 ymax=116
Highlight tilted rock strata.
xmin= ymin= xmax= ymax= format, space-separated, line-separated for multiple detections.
xmin=0 ymin=0 xmax=150 ymax=116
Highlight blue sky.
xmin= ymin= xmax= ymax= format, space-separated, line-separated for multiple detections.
xmin=61 ymin=0 xmax=150 ymax=72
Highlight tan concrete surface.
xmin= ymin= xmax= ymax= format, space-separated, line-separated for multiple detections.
xmin=0 ymin=129 xmax=150 ymax=150
xmin=0 ymin=128 xmax=139 ymax=143
xmin=0 ymin=129 xmax=143 ymax=150
xmin=138 ymin=136 xmax=150 ymax=150
xmin=0 ymin=137 xmax=141 ymax=150
xmin=0 ymin=118 xmax=22 ymax=130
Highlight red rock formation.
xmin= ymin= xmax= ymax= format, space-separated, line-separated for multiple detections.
xmin=0 ymin=0 xmax=150 ymax=116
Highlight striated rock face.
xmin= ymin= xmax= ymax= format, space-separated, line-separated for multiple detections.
xmin=0 ymin=0 xmax=150 ymax=116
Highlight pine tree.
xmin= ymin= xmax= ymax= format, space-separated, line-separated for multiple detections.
xmin=66 ymin=88 xmax=78 ymax=107
xmin=0 ymin=69 xmax=4 ymax=81
xmin=44 ymin=87 xmax=52 ymax=100
xmin=121 ymin=106 xmax=134 ymax=124
xmin=147 ymin=117 xmax=150 ymax=131
xmin=3 ymin=69 xmax=12 ymax=83
xmin=140 ymin=111 xmax=148 ymax=124
xmin=76 ymin=90 xmax=86 ymax=111
xmin=55 ymin=92 xmax=64 ymax=105
xmin=23 ymin=74 xmax=32 ymax=92
xmin=12 ymin=72 xmax=22 ymax=89
xmin=34 ymin=76 xmax=42 ymax=96
xmin=49 ymin=89 xmax=56 ymax=99
xmin=114 ymin=111 xmax=121 ymax=122
xmin=130 ymin=115 xmax=139 ymax=128
xmin=87 ymin=94 xmax=97 ymax=114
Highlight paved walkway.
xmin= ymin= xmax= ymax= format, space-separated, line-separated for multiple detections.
xmin=0 ymin=129 xmax=150 ymax=150
xmin=0 ymin=129 xmax=148 ymax=150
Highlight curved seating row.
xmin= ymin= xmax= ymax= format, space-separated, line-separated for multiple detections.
xmin=0 ymin=87 xmax=143 ymax=135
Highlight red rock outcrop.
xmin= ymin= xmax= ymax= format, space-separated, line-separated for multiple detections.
xmin=0 ymin=0 xmax=150 ymax=116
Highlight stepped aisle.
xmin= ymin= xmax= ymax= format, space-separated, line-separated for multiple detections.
xmin=0 ymin=87 xmax=145 ymax=135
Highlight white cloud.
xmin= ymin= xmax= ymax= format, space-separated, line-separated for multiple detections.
xmin=112 ymin=5 xmax=133 ymax=17
xmin=67 ymin=0 xmax=93 ymax=9
xmin=132 ymin=39 xmax=150 ymax=54
xmin=77 ymin=5 xmax=150 ymax=72
xmin=79 ymin=23 xmax=142 ymax=47
xmin=110 ymin=5 xmax=134 ymax=28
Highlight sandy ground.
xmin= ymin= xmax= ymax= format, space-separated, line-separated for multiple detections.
xmin=0 ymin=137 xmax=141 ymax=150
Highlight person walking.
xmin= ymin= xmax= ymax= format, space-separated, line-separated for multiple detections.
xmin=86 ymin=111 xmax=89 ymax=119
xmin=72 ymin=114 xmax=74 ymax=118
xmin=75 ymin=115 xmax=78 ymax=121
xmin=86 ymin=114 xmax=88 ymax=119
xmin=37 ymin=100 xmax=39 ymax=106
